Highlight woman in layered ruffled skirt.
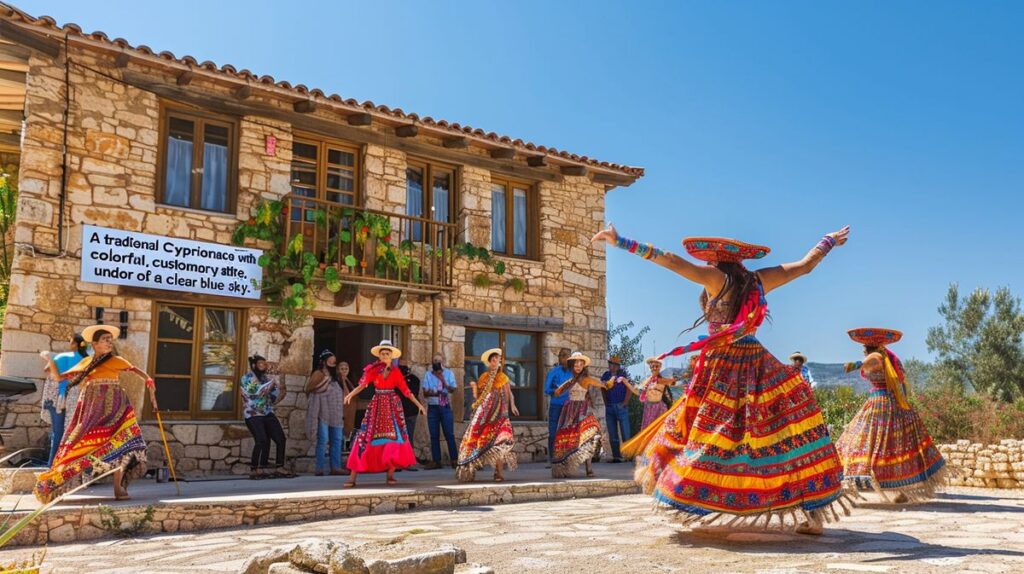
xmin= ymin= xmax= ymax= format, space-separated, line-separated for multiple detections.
xmin=835 ymin=328 xmax=947 ymax=502
xmin=343 ymin=340 xmax=425 ymax=487
xmin=456 ymin=348 xmax=519 ymax=482
xmin=551 ymin=352 xmax=604 ymax=478
xmin=594 ymin=224 xmax=852 ymax=534
xmin=638 ymin=356 xmax=678 ymax=430
xmin=34 ymin=325 xmax=158 ymax=503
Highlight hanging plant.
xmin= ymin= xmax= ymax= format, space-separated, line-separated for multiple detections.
xmin=233 ymin=201 xmax=528 ymax=326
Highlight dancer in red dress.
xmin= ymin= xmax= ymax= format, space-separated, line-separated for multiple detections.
xmin=342 ymin=340 xmax=426 ymax=487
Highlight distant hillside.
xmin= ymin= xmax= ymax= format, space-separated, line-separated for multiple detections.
xmin=805 ymin=362 xmax=870 ymax=392
xmin=660 ymin=363 xmax=870 ymax=393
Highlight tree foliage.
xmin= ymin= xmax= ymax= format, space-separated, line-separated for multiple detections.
xmin=607 ymin=321 xmax=651 ymax=371
xmin=925 ymin=283 xmax=1024 ymax=401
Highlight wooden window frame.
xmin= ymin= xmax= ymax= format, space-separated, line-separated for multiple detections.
xmin=465 ymin=328 xmax=543 ymax=421
xmin=146 ymin=301 xmax=249 ymax=421
xmin=406 ymin=157 xmax=459 ymax=241
xmin=156 ymin=102 xmax=240 ymax=214
xmin=290 ymin=132 xmax=362 ymax=207
xmin=490 ymin=176 xmax=539 ymax=260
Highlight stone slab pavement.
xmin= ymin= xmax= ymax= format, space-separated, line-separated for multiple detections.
xmin=3 ymin=486 xmax=1023 ymax=574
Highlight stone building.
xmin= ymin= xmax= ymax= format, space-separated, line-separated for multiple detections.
xmin=0 ymin=5 xmax=643 ymax=474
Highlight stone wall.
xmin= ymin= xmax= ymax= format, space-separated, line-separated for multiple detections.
xmin=0 ymin=41 xmax=615 ymax=472
xmin=939 ymin=440 xmax=1024 ymax=489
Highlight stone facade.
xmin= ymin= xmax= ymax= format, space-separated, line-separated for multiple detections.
xmin=0 ymin=37 xmax=634 ymax=474
xmin=939 ymin=440 xmax=1024 ymax=489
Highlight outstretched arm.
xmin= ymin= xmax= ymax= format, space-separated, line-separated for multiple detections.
xmin=592 ymin=224 xmax=726 ymax=293
xmin=756 ymin=226 xmax=850 ymax=294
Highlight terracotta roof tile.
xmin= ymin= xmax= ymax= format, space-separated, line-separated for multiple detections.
xmin=0 ymin=4 xmax=644 ymax=179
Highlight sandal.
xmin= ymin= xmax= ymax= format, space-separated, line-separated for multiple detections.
xmin=386 ymin=479 xmax=398 ymax=486
xmin=493 ymin=474 xmax=504 ymax=483
xmin=343 ymin=480 xmax=357 ymax=488
xmin=586 ymin=469 xmax=595 ymax=477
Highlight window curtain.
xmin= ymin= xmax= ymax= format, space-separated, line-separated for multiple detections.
xmin=491 ymin=185 xmax=506 ymax=253
xmin=406 ymin=168 xmax=424 ymax=241
xmin=201 ymin=141 xmax=228 ymax=212
xmin=513 ymin=188 xmax=527 ymax=256
xmin=165 ymin=137 xmax=192 ymax=207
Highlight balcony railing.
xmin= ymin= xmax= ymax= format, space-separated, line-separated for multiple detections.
xmin=282 ymin=194 xmax=457 ymax=292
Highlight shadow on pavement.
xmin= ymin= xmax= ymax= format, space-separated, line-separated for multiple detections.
xmin=671 ymin=528 xmax=1024 ymax=562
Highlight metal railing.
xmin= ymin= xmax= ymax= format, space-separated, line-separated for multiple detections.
xmin=281 ymin=194 xmax=457 ymax=291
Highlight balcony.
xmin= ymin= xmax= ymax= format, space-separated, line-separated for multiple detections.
xmin=281 ymin=194 xmax=457 ymax=295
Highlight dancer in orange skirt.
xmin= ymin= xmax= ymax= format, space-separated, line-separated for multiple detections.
xmin=835 ymin=328 xmax=947 ymax=502
xmin=456 ymin=347 xmax=519 ymax=482
xmin=594 ymin=224 xmax=852 ymax=534
xmin=34 ymin=325 xmax=157 ymax=503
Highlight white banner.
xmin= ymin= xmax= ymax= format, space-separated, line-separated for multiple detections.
xmin=80 ymin=225 xmax=263 ymax=299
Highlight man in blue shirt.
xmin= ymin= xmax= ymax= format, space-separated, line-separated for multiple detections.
xmin=422 ymin=353 xmax=459 ymax=469
xmin=601 ymin=355 xmax=639 ymax=463
xmin=543 ymin=347 xmax=573 ymax=465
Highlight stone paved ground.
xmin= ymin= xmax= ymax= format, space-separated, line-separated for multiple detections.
xmin=4 ymin=487 xmax=1023 ymax=573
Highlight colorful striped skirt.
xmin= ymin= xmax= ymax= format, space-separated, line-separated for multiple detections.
xmin=551 ymin=399 xmax=602 ymax=478
xmin=455 ymin=389 xmax=517 ymax=482
xmin=626 ymin=336 xmax=848 ymax=524
xmin=835 ymin=388 xmax=946 ymax=500
xmin=34 ymin=380 xmax=147 ymax=504
xmin=346 ymin=390 xmax=416 ymax=473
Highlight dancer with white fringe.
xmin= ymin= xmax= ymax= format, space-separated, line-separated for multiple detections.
xmin=551 ymin=352 xmax=604 ymax=478
xmin=594 ymin=223 xmax=855 ymax=535
xmin=835 ymin=328 xmax=948 ymax=503
xmin=456 ymin=348 xmax=519 ymax=482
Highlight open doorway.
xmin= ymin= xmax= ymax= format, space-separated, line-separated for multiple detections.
xmin=311 ymin=318 xmax=406 ymax=439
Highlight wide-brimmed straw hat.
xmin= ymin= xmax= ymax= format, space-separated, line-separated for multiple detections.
xmin=371 ymin=339 xmax=402 ymax=359
xmin=645 ymin=356 xmax=663 ymax=365
xmin=789 ymin=351 xmax=808 ymax=362
xmin=480 ymin=347 xmax=503 ymax=363
xmin=82 ymin=324 xmax=120 ymax=343
xmin=848 ymin=328 xmax=902 ymax=347
xmin=567 ymin=352 xmax=591 ymax=368
xmin=683 ymin=237 xmax=770 ymax=264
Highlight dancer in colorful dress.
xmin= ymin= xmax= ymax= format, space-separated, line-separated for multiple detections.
xmin=34 ymin=325 xmax=157 ymax=503
xmin=594 ymin=224 xmax=852 ymax=534
xmin=456 ymin=348 xmax=519 ymax=482
xmin=835 ymin=328 xmax=947 ymax=502
xmin=551 ymin=352 xmax=604 ymax=478
xmin=638 ymin=357 xmax=678 ymax=431
xmin=343 ymin=340 xmax=426 ymax=487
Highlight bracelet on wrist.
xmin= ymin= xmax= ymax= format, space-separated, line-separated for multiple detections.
xmin=813 ymin=235 xmax=836 ymax=255
xmin=615 ymin=234 xmax=665 ymax=260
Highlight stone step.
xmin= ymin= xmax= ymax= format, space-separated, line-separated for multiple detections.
xmin=0 ymin=466 xmax=44 ymax=494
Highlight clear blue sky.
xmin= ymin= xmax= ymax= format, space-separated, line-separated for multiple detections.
xmin=21 ymin=1 xmax=1024 ymax=366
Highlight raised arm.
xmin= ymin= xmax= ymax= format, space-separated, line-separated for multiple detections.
xmin=756 ymin=226 xmax=850 ymax=294
xmin=592 ymin=224 xmax=726 ymax=293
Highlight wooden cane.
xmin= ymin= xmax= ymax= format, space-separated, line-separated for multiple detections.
xmin=154 ymin=409 xmax=181 ymax=496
